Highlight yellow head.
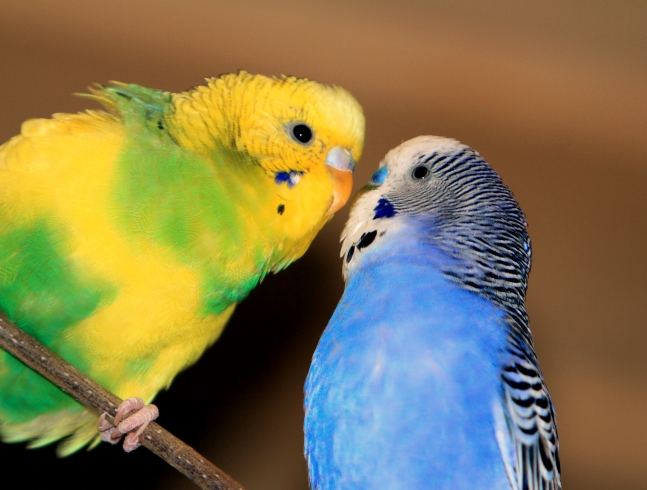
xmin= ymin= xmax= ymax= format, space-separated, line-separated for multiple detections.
xmin=168 ymin=71 xmax=365 ymax=215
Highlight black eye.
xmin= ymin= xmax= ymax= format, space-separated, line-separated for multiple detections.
xmin=290 ymin=123 xmax=313 ymax=144
xmin=412 ymin=166 xmax=430 ymax=180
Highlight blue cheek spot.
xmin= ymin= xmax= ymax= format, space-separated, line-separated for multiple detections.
xmin=373 ymin=198 xmax=396 ymax=219
xmin=370 ymin=166 xmax=388 ymax=185
xmin=275 ymin=172 xmax=291 ymax=185
xmin=275 ymin=170 xmax=304 ymax=188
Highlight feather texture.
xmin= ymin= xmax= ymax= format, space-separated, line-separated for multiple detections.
xmin=306 ymin=136 xmax=560 ymax=489
xmin=0 ymin=72 xmax=364 ymax=454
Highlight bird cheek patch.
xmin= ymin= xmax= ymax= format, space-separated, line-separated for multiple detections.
xmin=373 ymin=198 xmax=396 ymax=220
xmin=274 ymin=170 xmax=304 ymax=188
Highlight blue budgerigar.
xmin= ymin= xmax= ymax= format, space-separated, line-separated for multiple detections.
xmin=304 ymin=136 xmax=561 ymax=489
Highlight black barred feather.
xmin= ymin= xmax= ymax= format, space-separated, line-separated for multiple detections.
xmin=501 ymin=325 xmax=561 ymax=490
xmin=385 ymin=148 xmax=533 ymax=343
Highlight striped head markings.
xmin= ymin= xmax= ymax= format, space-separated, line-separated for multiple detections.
xmin=340 ymin=136 xmax=532 ymax=329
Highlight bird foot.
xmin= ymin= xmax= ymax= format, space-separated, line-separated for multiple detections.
xmin=98 ymin=397 xmax=159 ymax=452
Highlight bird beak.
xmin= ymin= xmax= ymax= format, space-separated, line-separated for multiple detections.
xmin=325 ymin=146 xmax=355 ymax=216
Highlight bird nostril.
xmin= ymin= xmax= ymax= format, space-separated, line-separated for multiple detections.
xmin=325 ymin=146 xmax=355 ymax=173
xmin=370 ymin=167 xmax=388 ymax=185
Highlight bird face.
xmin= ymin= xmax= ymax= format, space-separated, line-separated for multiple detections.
xmin=226 ymin=73 xmax=365 ymax=216
xmin=340 ymin=136 xmax=464 ymax=276
xmin=168 ymin=72 xmax=365 ymax=217
xmin=340 ymin=136 xmax=531 ymax=315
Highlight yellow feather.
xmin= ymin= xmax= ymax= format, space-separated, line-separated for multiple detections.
xmin=0 ymin=71 xmax=365 ymax=452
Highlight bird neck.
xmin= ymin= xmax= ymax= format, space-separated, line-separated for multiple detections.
xmin=345 ymin=219 xmax=532 ymax=341
xmin=343 ymin=219 xmax=455 ymax=278
xmin=334 ymin=238 xmax=512 ymax=388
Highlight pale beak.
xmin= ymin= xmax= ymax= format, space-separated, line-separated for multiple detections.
xmin=325 ymin=146 xmax=355 ymax=216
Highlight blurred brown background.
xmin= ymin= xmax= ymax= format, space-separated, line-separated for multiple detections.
xmin=0 ymin=0 xmax=646 ymax=488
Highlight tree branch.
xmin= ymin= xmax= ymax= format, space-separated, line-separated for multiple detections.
xmin=0 ymin=313 xmax=245 ymax=490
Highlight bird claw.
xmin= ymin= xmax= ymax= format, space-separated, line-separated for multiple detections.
xmin=98 ymin=397 xmax=159 ymax=452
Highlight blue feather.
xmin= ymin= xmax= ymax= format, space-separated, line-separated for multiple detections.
xmin=305 ymin=136 xmax=560 ymax=490
xmin=305 ymin=228 xmax=511 ymax=489
xmin=373 ymin=198 xmax=396 ymax=219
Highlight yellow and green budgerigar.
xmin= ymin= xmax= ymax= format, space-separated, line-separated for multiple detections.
xmin=0 ymin=71 xmax=364 ymax=455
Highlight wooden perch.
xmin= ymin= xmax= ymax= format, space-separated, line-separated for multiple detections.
xmin=0 ymin=313 xmax=245 ymax=490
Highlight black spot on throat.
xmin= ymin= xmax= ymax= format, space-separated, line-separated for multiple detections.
xmin=277 ymin=204 xmax=285 ymax=215
xmin=357 ymin=230 xmax=377 ymax=250
xmin=157 ymin=120 xmax=165 ymax=130
xmin=346 ymin=245 xmax=355 ymax=263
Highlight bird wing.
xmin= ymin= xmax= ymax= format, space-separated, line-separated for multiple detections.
xmin=494 ymin=331 xmax=562 ymax=490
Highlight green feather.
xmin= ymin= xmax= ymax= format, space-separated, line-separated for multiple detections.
xmin=0 ymin=220 xmax=115 ymax=424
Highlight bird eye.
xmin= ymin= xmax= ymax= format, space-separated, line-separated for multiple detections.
xmin=412 ymin=166 xmax=430 ymax=180
xmin=288 ymin=123 xmax=314 ymax=145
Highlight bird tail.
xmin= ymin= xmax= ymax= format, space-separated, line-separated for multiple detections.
xmin=1 ymin=408 xmax=100 ymax=457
